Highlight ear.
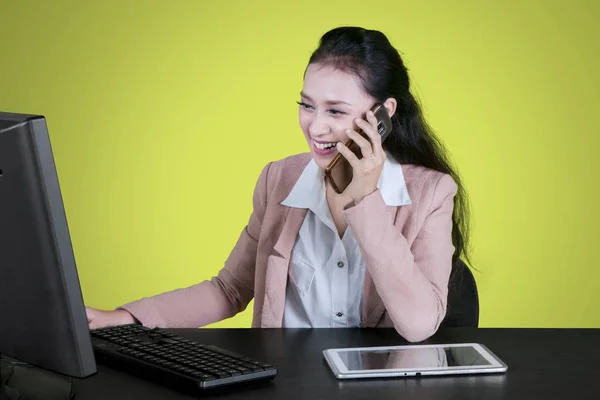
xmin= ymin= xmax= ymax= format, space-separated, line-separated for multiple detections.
xmin=383 ymin=98 xmax=397 ymax=117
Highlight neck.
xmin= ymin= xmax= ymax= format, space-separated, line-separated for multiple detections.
xmin=325 ymin=184 xmax=353 ymax=207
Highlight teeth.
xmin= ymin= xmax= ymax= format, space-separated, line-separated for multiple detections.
xmin=314 ymin=141 xmax=337 ymax=150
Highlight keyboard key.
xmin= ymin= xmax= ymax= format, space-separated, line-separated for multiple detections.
xmin=204 ymin=368 xmax=230 ymax=378
xmin=236 ymin=367 xmax=253 ymax=374
xmin=246 ymin=364 xmax=264 ymax=372
xmin=224 ymin=369 xmax=242 ymax=376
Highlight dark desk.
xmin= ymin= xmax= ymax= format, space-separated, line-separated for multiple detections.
xmin=74 ymin=328 xmax=600 ymax=399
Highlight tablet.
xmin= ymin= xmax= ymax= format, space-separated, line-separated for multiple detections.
xmin=323 ymin=343 xmax=507 ymax=379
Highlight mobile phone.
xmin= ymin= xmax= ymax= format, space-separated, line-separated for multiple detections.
xmin=324 ymin=103 xmax=393 ymax=194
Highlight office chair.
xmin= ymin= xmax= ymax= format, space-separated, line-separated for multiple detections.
xmin=439 ymin=258 xmax=479 ymax=328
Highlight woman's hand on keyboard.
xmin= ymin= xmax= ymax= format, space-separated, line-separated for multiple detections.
xmin=86 ymin=306 xmax=136 ymax=330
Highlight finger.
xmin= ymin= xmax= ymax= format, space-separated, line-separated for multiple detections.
xmin=336 ymin=141 xmax=361 ymax=169
xmin=354 ymin=116 xmax=380 ymax=159
xmin=363 ymin=111 xmax=384 ymax=159
xmin=346 ymin=128 xmax=373 ymax=159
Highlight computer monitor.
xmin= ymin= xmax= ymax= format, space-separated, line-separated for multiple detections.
xmin=0 ymin=112 xmax=97 ymax=397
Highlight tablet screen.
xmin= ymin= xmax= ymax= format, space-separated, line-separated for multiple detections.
xmin=336 ymin=345 xmax=492 ymax=370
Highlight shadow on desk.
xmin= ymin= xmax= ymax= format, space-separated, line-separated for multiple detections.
xmin=335 ymin=373 xmax=508 ymax=399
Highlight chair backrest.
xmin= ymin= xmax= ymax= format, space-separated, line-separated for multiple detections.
xmin=439 ymin=258 xmax=479 ymax=328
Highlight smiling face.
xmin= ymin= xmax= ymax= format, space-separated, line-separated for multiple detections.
xmin=298 ymin=63 xmax=376 ymax=169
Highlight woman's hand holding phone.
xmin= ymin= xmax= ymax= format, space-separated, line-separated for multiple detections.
xmin=335 ymin=110 xmax=386 ymax=204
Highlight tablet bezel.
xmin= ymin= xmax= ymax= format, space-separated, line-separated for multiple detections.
xmin=323 ymin=343 xmax=508 ymax=379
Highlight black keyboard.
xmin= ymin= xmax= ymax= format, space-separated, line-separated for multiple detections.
xmin=90 ymin=324 xmax=277 ymax=391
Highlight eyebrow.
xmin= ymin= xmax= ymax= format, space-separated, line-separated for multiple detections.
xmin=300 ymin=91 xmax=352 ymax=106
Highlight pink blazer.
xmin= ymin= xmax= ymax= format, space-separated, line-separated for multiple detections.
xmin=120 ymin=153 xmax=458 ymax=342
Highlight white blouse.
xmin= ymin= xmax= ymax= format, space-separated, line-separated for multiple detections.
xmin=280 ymin=156 xmax=412 ymax=328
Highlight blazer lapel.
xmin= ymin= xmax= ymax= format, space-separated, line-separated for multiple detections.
xmin=273 ymin=207 xmax=308 ymax=260
xmin=261 ymin=207 xmax=307 ymax=327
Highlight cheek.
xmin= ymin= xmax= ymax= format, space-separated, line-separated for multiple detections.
xmin=298 ymin=112 xmax=311 ymax=137
xmin=333 ymin=125 xmax=348 ymax=141
xmin=331 ymin=118 xmax=353 ymax=141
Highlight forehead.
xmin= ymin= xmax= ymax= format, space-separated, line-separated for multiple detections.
xmin=302 ymin=63 xmax=371 ymax=103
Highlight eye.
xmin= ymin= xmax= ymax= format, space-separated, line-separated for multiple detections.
xmin=328 ymin=109 xmax=345 ymax=116
xmin=296 ymin=101 xmax=314 ymax=110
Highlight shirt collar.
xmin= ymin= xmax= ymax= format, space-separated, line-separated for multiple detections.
xmin=281 ymin=153 xmax=412 ymax=209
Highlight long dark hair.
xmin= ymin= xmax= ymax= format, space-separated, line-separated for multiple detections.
xmin=308 ymin=26 xmax=472 ymax=273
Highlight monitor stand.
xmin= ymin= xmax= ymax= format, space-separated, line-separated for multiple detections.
xmin=0 ymin=354 xmax=19 ymax=400
xmin=0 ymin=385 xmax=19 ymax=400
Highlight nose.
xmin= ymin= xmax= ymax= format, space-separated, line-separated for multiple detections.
xmin=308 ymin=113 xmax=330 ymax=137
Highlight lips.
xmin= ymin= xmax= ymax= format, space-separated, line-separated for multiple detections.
xmin=312 ymin=139 xmax=338 ymax=156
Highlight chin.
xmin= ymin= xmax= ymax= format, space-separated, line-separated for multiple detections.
xmin=313 ymin=160 xmax=328 ymax=170
xmin=310 ymin=152 xmax=334 ymax=170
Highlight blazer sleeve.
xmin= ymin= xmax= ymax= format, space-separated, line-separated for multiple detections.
xmin=117 ymin=162 xmax=272 ymax=328
xmin=343 ymin=173 xmax=457 ymax=342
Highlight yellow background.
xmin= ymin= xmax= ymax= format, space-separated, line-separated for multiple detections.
xmin=1 ymin=0 xmax=598 ymax=328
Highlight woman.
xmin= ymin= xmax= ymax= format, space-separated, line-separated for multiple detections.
xmin=87 ymin=26 xmax=471 ymax=343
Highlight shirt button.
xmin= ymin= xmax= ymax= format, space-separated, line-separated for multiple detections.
xmin=337 ymin=261 xmax=345 ymax=268
xmin=336 ymin=312 xmax=344 ymax=317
